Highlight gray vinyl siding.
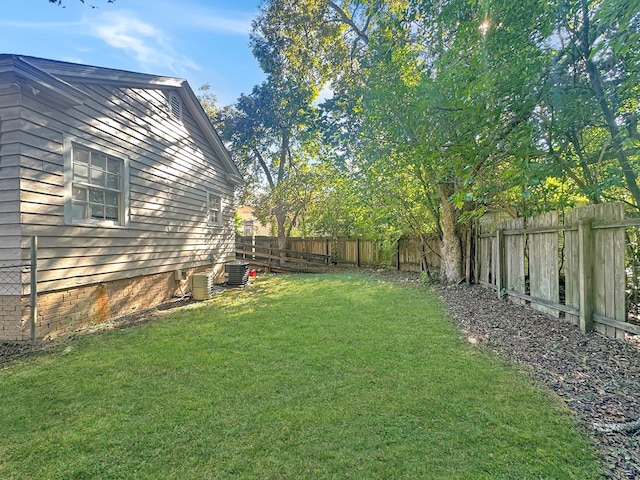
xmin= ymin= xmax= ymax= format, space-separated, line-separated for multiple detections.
xmin=0 ymin=87 xmax=22 ymax=265
xmin=16 ymin=81 xmax=235 ymax=293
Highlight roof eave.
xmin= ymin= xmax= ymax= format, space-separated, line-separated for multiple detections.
xmin=0 ymin=56 xmax=85 ymax=107
xmin=179 ymin=81 xmax=244 ymax=185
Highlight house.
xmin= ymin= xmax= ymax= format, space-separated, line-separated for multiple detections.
xmin=0 ymin=55 xmax=243 ymax=342
xmin=236 ymin=205 xmax=273 ymax=237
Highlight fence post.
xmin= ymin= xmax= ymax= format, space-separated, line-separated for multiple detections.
xmin=495 ymin=229 xmax=504 ymax=297
xmin=252 ymin=235 xmax=256 ymax=261
xmin=578 ymin=219 xmax=594 ymax=333
xmin=474 ymin=221 xmax=480 ymax=285
xmin=29 ymin=235 xmax=37 ymax=342
xmin=465 ymin=227 xmax=472 ymax=285
xmin=396 ymin=238 xmax=401 ymax=271
xmin=356 ymin=238 xmax=360 ymax=268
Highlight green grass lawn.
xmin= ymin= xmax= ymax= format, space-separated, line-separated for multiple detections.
xmin=0 ymin=273 xmax=601 ymax=479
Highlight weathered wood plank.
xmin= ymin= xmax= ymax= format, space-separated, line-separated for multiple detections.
xmin=502 ymin=218 xmax=525 ymax=304
xmin=609 ymin=204 xmax=626 ymax=338
xmin=602 ymin=204 xmax=616 ymax=337
xmin=529 ymin=211 xmax=559 ymax=317
xmin=578 ymin=218 xmax=594 ymax=332
xmin=479 ymin=235 xmax=492 ymax=284
xmin=564 ymin=208 xmax=577 ymax=325
xmin=564 ymin=205 xmax=597 ymax=325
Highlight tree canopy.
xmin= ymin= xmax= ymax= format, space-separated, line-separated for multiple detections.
xmin=216 ymin=0 xmax=639 ymax=283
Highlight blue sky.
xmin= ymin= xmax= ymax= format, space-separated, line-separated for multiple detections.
xmin=1 ymin=0 xmax=265 ymax=106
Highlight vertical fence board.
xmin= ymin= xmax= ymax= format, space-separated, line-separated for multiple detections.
xmin=564 ymin=209 xmax=577 ymax=325
xmin=564 ymin=205 xmax=596 ymax=326
xmin=398 ymin=237 xmax=424 ymax=272
xmin=426 ymin=236 xmax=442 ymax=270
xmin=589 ymin=203 xmax=626 ymax=337
xmin=478 ymin=222 xmax=493 ymax=285
xmin=613 ymin=220 xmax=626 ymax=339
xmin=335 ymin=238 xmax=357 ymax=265
xmin=592 ymin=206 xmax=608 ymax=336
xmin=593 ymin=246 xmax=607 ymax=335
xmin=503 ymin=218 xmax=526 ymax=305
xmin=493 ymin=231 xmax=499 ymax=287
xmin=603 ymin=204 xmax=616 ymax=337
xmin=529 ymin=211 xmax=560 ymax=317
xmin=359 ymin=240 xmax=377 ymax=266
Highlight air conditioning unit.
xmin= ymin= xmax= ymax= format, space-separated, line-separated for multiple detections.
xmin=192 ymin=273 xmax=213 ymax=301
xmin=225 ymin=262 xmax=250 ymax=287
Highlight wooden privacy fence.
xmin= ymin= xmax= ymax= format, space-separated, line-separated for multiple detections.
xmin=477 ymin=203 xmax=640 ymax=339
xmin=395 ymin=236 xmax=441 ymax=273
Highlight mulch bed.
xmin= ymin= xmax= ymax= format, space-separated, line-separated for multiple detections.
xmin=2 ymin=270 xmax=639 ymax=478
xmin=438 ymin=283 xmax=640 ymax=479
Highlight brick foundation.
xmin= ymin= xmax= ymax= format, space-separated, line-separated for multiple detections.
xmin=0 ymin=265 xmax=225 ymax=342
xmin=0 ymin=295 xmax=28 ymax=342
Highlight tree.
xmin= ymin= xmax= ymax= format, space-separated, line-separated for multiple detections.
xmin=246 ymin=0 xmax=552 ymax=282
xmin=212 ymin=0 xmax=354 ymax=251
xmin=537 ymin=0 xmax=640 ymax=209
xmin=217 ymin=77 xmax=322 ymax=250
xmin=230 ymin=0 xmax=639 ymax=283
xmin=329 ymin=0 xmax=557 ymax=282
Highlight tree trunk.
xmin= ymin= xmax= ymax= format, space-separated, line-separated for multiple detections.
xmin=274 ymin=131 xmax=290 ymax=258
xmin=274 ymin=208 xmax=287 ymax=266
xmin=275 ymin=208 xmax=287 ymax=251
xmin=438 ymin=183 xmax=464 ymax=284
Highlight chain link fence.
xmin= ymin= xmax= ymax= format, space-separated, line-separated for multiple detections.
xmin=0 ymin=263 xmax=29 ymax=296
xmin=0 ymin=237 xmax=38 ymax=341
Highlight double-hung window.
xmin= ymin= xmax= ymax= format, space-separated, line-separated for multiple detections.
xmin=64 ymin=138 xmax=129 ymax=227
xmin=208 ymin=192 xmax=222 ymax=226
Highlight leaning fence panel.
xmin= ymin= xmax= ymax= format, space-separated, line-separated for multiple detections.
xmin=480 ymin=203 xmax=639 ymax=340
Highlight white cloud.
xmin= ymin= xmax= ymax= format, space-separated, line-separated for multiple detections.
xmin=147 ymin=0 xmax=255 ymax=35
xmin=0 ymin=19 xmax=82 ymax=29
xmin=87 ymin=10 xmax=200 ymax=76
xmin=184 ymin=14 xmax=253 ymax=35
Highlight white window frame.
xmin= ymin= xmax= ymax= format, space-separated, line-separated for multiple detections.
xmin=63 ymin=136 xmax=130 ymax=228
xmin=207 ymin=191 xmax=223 ymax=227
